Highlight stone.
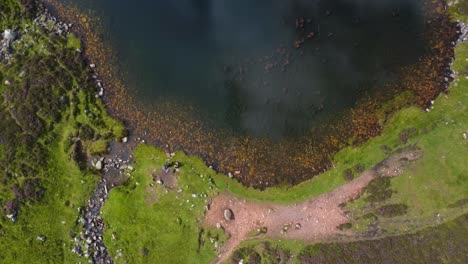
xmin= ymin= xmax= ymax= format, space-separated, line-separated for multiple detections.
xmin=4 ymin=80 xmax=10 ymax=85
xmin=36 ymin=236 xmax=46 ymax=242
xmin=2 ymin=29 xmax=16 ymax=41
xmin=224 ymin=209 xmax=234 ymax=221
xmin=122 ymin=137 xmax=128 ymax=143
xmin=95 ymin=160 xmax=103 ymax=171
xmin=228 ymin=172 xmax=233 ymax=178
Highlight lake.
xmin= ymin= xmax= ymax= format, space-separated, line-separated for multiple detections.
xmin=50 ymin=0 xmax=458 ymax=187
xmin=61 ymin=0 xmax=427 ymax=139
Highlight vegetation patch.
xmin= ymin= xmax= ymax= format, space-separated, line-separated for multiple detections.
xmin=102 ymin=145 xmax=227 ymax=263
xmin=0 ymin=0 xmax=123 ymax=262
xmin=363 ymin=177 xmax=394 ymax=203
xmin=375 ymin=204 xmax=408 ymax=218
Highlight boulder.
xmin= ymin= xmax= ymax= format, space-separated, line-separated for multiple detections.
xmin=95 ymin=160 xmax=103 ymax=171
xmin=224 ymin=209 xmax=234 ymax=221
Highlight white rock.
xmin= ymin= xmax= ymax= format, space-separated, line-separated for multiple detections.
xmin=122 ymin=137 xmax=128 ymax=143
xmin=95 ymin=160 xmax=103 ymax=170
xmin=2 ymin=29 xmax=16 ymax=41
xmin=224 ymin=209 xmax=234 ymax=221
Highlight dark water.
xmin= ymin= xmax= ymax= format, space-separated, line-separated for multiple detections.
xmin=67 ymin=0 xmax=428 ymax=139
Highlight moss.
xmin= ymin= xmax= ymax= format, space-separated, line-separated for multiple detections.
xmin=448 ymin=199 xmax=468 ymax=208
xmin=88 ymin=139 xmax=108 ymax=155
xmin=66 ymin=33 xmax=81 ymax=50
xmin=363 ymin=177 xmax=394 ymax=203
xmin=337 ymin=222 xmax=353 ymax=230
xmin=343 ymin=168 xmax=354 ymax=181
xmin=375 ymin=204 xmax=408 ymax=218
xmin=398 ymin=127 xmax=419 ymax=144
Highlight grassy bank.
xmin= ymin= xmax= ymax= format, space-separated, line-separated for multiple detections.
xmin=0 ymin=0 xmax=124 ymax=262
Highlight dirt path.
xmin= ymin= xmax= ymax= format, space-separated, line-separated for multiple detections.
xmin=205 ymin=150 xmax=424 ymax=263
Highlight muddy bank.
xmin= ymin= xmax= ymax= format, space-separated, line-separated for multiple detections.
xmin=42 ymin=0 xmax=458 ymax=189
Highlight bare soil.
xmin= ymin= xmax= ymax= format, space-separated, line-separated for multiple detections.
xmin=205 ymin=150 xmax=424 ymax=263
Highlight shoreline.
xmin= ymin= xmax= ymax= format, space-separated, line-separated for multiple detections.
xmin=41 ymin=0 xmax=459 ymax=189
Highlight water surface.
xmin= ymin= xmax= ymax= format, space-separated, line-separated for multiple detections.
xmin=66 ymin=0 xmax=428 ymax=139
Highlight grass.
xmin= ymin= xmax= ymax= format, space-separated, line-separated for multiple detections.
xmin=66 ymin=33 xmax=81 ymax=50
xmin=103 ymin=145 xmax=227 ymax=263
xmin=343 ymin=42 xmax=468 ymax=233
xmin=0 ymin=117 xmax=98 ymax=263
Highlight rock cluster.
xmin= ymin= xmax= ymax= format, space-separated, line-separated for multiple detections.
xmin=0 ymin=29 xmax=16 ymax=63
xmin=33 ymin=7 xmax=72 ymax=35
xmin=457 ymin=21 xmax=468 ymax=43
xmin=71 ymin=179 xmax=112 ymax=264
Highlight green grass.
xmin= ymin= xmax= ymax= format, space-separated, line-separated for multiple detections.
xmin=342 ymin=42 xmax=468 ymax=233
xmin=0 ymin=117 xmax=98 ymax=263
xmin=66 ymin=33 xmax=81 ymax=50
xmin=103 ymin=145 xmax=227 ymax=263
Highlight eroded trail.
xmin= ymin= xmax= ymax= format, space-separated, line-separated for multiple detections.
xmin=205 ymin=150 xmax=424 ymax=263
